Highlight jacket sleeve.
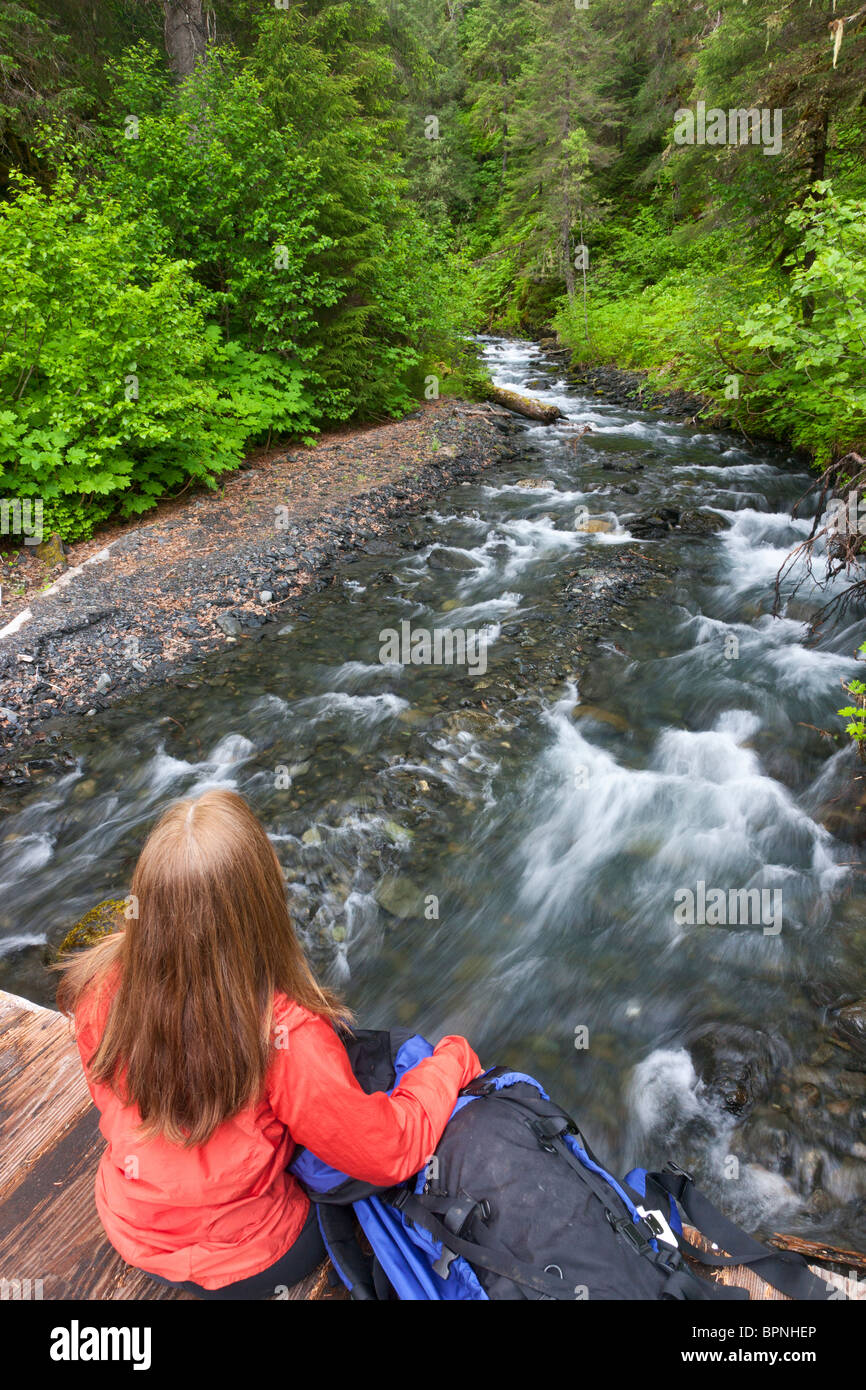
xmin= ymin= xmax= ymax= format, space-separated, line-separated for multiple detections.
xmin=267 ymin=1010 xmax=483 ymax=1186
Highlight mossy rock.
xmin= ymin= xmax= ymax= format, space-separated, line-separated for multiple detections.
xmin=57 ymin=899 xmax=125 ymax=955
xmin=36 ymin=532 xmax=67 ymax=571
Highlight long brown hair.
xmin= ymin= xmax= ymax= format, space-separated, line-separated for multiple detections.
xmin=56 ymin=788 xmax=351 ymax=1146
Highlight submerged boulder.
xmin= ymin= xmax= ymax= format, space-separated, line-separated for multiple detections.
xmin=687 ymin=1023 xmax=787 ymax=1116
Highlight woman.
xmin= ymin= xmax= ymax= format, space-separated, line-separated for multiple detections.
xmin=57 ymin=788 xmax=482 ymax=1300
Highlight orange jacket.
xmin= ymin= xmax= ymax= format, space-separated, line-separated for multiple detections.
xmin=74 ymin=980 xmax=482 ymax=1289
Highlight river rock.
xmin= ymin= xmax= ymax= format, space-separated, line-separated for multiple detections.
xmin=819 ymin=804 xmax=866 ymax=845
xmin=57 ymin=898 xmax=126 ymax=954
xmin=602 ymin=459 xmax=644 ymax=474
xmin=215 ymin=611 xmax=242 ymax=637
xmin=571 ymin=704 xmax=629 ymax=732
xmin=630 ymin=508 xmax=729 ymax=539
xmin=687 ymin=1023 xmax=785 ymax=1116
xmin=629 ymin=508 xmax=682 ymax=538
xmin=678 ymin=509 xmax=731 ymax=534
xmin=36 ymin=532 xmax=67 ymax=571
xmin=374 ymin=874 xmax=427 ymax=920
xmin=831 ymin=1000 xmax=866 ymax=1060
xmin=428 ymin=545 xmax=481 ymax=572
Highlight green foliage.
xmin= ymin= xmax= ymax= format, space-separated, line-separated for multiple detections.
xmin=726 ymin=191 xmax=866 ymax=462
xmin=3 ymin=0 xmax=865 ymax=547
xmin=0 ymin=11 xmax=481 ymax=540
xmin=839 ymin=642 xmax=866 ymax=759
xmin=555 ymin=190 xmax=866 ymax=465
xmin=0 ymin=172 xmax=315 ymax=530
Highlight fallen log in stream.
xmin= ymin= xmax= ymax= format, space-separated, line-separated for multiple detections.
xmin=485 ymin=384 xmax=564 ymax=423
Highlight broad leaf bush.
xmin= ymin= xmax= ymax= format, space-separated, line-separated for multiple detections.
xmin=0 ymin=174 xmax=316 ymax=538
xmin=0 ymin=31 xmax=481 ymax=542
xmin=554 ymin=190 xmax=866 ymax=464
xmin=727 ymin=191 xmax=866 ymax=462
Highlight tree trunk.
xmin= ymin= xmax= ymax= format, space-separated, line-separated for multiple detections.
xmin=500 ymin=70 xmax=508 ymax=179
xmin=802 ymin=103 xmax=829 ymax=322
xmin=561 ymin=209 xmax=575 ymax=301
xmin=163 ymin=1 xmax=207 ymax=80
xmin=486 ymin=386 xmax=564 ymax=423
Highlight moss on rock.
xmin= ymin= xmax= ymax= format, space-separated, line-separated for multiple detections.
xmin=57 ymin=899 xmax=125 ymax=955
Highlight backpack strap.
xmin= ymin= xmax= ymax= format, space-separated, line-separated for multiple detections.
xmin=315 ymin=1204 xmax=378 ymax=1300
xmin=525 ymin=1125 xmax=743 ymax=1299
xmin=643 ymin=1165 xmax=837 ymax=1302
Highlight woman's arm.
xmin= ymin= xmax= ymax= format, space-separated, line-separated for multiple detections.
xmin=268 ymin=1011 xmax=482 ymax=1186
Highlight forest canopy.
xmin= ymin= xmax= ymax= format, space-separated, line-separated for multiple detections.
xmin=0 ymin=0 xmax=864 ymax=539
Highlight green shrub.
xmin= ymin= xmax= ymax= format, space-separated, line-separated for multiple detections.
xmin=726 ymin=189 xmax=866 ymax=462
xmin=99 ymin=41 xmax=477 ymax=423
xmin=554 ymin=190 xmax=866 ymax=465
xmin=0 ymin=172 xmax=315 ymax=533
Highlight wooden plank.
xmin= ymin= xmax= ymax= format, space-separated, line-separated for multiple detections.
xmin=769 ymin=1231 xmax=866 ymax=1275
xmin=0 ymin=990 xmax=92 ymax=1204
xmin=683 ymin=1226 xmax=866 ymax=1301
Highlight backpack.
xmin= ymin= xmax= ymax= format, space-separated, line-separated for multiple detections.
xmin=289 ymin=1028 xmax=835 ymax=1302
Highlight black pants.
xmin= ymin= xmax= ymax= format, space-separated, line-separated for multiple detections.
xmin=145 ymin=1202 xmax=326 ymax=1301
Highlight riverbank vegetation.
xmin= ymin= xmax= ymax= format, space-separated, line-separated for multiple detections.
xmin=1 ymin=1 xmax=865 ymax=540
xmin=0 ymin=2 xmax=486 ymax=539
xmin=455 ymin=0 xmax=866 ymax=467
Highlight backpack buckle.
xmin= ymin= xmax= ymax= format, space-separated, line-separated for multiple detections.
xmin=663 ymin=1160 xmax=694 ymax=1185
xmin=605 ymin=1210 xmax=651 ymax=1254
xmin=635 ymin=1204 xmax=678 ymax=1250
xmin=432 ymin=1246 xmax=459 ymax=1279
xmin=528 ymin=1116 xmax=571 ymax=1152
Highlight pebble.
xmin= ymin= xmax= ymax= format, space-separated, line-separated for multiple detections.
xmin=215 ymin=611 xmax=242 ymax=638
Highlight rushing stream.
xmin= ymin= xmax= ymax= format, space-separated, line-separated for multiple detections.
xmin=3 ymin=338 xmax=865 ymax=1245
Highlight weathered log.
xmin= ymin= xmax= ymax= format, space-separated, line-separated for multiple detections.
xmin=485 ymin=385 xmax=564 ymax=423
xmin=768 ymin=1231 xmax=866 ymax=1275
xmin=683 ymin=1225 xmax=866 ymax=1300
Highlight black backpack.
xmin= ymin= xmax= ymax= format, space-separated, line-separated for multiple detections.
xmin=290 ymin=1028 xmax=835 ymax=1301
